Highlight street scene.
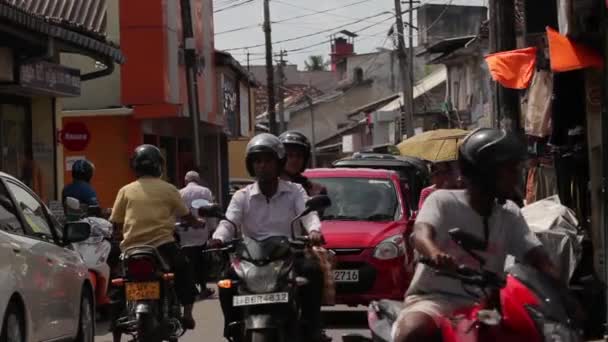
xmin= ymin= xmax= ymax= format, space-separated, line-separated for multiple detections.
xmin=0 ymin=0 xmax=606 ymax=341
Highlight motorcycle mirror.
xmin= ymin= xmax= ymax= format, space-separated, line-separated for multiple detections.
xmin=192 ymin=199 xmax=226 ymax=219
xmin=448 ymin=228 xmax=486 ymax=251
xmin=305 ymin=195 xmax=332 ymax=212
xmin=65 ymin=197 xmax=81 ymax=211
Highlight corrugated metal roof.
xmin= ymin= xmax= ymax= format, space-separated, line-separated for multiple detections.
xmin=5 ymin=0 xmax=107 ymax=34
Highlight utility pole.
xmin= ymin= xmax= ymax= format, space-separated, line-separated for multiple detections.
xmin=277 ymin=49 xmax=287 ymax=133
xmin=306 ymin=83 xmax=317 ymax=167
xmin=489 ymin=0 xmax=519 ymax=132
xmin=247 ymin=50 xmax=252 ymax=133
xmin=180 ymin=0 xmax=201 ymax=168
xmin=263 ymin=0 xmax=277 ymax=135
xmin=408 ymin=0 xmax=415 ymax=124
xmin=394 ymin=0 xmax=414 ymax=139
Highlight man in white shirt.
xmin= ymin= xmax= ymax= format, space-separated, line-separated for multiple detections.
xmin=178 ymin=171 xmax=215 ymax=298
xmin=392 ymin=129 xmax=560 ymax=342
xmin=209 ymin=133 xmax=326 ymax=341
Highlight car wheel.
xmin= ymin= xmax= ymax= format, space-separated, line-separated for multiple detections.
xmin=75 ymin=291 xmax=94 ymax=342
xmin=0 ymin=304 xmax=25 ymax=342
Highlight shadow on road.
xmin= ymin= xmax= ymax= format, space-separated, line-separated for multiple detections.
xmin=323 ymin=310 xmax=368 ymax=329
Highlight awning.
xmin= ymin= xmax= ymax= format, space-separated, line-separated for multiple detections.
xmin=0 ymin=1 xmax=124 ymax=64
xmin=379 ymin=66 xmax=447 ymax=112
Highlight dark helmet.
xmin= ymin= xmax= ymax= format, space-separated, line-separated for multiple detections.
xmin=72 ymin=159 xmax=94 ymax=182
xmin=131 ymin=144 xmax=164 ymax=177
xmin=278 ymin=130 xmax=311 ymax=173
xmin=458 ymin=128 xmax=526 ymax=192
xmin=245 ymin=133 xmax=286 ymax=177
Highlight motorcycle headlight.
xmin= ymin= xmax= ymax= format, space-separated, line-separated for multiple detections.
xmin=525 ymin=305 xmax=582 ymax=341
xmin=373 ymin=235 xmax=405 ymax=260
xmin=234 ymin=259 xmax=287 ymax=294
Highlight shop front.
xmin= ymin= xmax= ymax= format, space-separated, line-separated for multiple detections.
xmin=0 ymin=2 xmax=123 ymax=202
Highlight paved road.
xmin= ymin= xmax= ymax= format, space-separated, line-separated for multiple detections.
xmin=94 ymin=292 xmax=371 ymax=342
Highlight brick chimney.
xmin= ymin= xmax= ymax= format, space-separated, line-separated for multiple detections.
xmin=330 ymin=30 xmax=357 ymax=72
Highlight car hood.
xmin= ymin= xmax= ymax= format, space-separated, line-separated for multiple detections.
xmin=321 ymin=220 xmax=404 ymax=249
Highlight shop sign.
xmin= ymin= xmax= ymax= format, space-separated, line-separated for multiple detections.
xmin=19 ymin=61 xmax=81 ymax=97
xmin=60 ymin=122 xmax=90 ymax=151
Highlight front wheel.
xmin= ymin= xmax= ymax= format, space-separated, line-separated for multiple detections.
xmin=250 ymin=329 xmax=278 ymax=342
xmin=0 ymin=304 xmax=25 ymax=342
xmin=75 ymin=291 xmax=94 ymax=342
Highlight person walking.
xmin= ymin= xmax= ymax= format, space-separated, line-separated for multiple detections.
xmin=179 ymin=170 xmax=215 ymax=299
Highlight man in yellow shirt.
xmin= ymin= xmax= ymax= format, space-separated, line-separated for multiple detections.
xmin=109 ymin=144 xmax=203 ymax=336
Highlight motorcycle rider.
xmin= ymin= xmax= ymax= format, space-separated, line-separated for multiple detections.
xmin=278 ymin=130 xmax=326 ymax=196
xmin=392 ymin=128 xmax=560 ymax=342
xmin=62 ymin=159 xmax=99 ymax=208
xmin=208 ymin=133 xmax=326 ymax=341
xmin=108 ymin=144 xmax=202 ymax=339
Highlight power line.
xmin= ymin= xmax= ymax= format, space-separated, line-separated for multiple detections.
xmin=214 ymin=0 xmax=256 ymax=13
xmin=272 ymin=0 xmax=380 ymax=23
xmin=215 ymin=0 xmax=372 ymax=36
xmin=222 ymin=11 xmax=392 ymax=51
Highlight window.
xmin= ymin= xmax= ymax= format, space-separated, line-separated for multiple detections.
xmin=0 ymin=182 xmax=24 ymax=235
xmin=314 ymin=177 xmax=401 ymax=222
xmin=6 ymin=182 xmax=54 ymax=241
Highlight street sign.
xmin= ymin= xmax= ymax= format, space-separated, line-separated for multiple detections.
xmin=60 ymin=122 xmax=90 ymax=151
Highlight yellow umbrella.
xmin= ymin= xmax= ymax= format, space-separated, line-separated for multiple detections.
xmin=397 ymin=129 xmax=470 ymax=162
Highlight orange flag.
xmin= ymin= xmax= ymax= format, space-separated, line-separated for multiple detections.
xmin=485 ymin=47 xmax=537 ymax=89
xmin=546 ymin=26 xmax=603 ymax=72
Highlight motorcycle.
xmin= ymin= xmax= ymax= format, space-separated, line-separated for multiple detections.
xmin=195 ymin=195 xmax=332 ymax=342
xmin=343 ymin=228 xmax=583 ymax=342
xmin=65 ymin=197 xmax=113 ymax=310
xmin=110 ymin=246 xmax=185 ymax=341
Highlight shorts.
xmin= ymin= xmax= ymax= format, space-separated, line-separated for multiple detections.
xmin=391 ymin=294 xmax=475 ymax=339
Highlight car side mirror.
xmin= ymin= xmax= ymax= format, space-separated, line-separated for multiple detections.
xmin=448 ymin=228 xmax=486 ymax=251
xmin=305 ymin=195 xmax=332 ymax=212
xmin=64 ymin=221 xmax=91 ymax=244
xmin=192 ymin=199 xmax=226 ymax=220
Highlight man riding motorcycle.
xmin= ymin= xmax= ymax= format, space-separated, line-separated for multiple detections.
xmin=278 ymin=130 xmax=326 ymax=196
xmin=62 ymin=159 xmax=99 ymax=208
xmin=208 ymin=133 xmax=326 ymax=341
xmin=392 ymin=128 xmax=560 ymax=342
xmin=108 ymin=144 xmax=203 ymax=341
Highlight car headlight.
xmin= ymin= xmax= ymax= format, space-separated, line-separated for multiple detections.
xmin=373 ymin=235 xmax=405 ymax=260
xmin=234 ymin=259 xmax=287 ymax=294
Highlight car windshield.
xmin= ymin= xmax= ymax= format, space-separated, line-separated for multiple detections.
xmin=312 ymin=177 xmax=400 ymax=221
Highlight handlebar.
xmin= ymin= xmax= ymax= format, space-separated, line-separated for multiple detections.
xmin=418 ymin=257 xmax=506 ymax=288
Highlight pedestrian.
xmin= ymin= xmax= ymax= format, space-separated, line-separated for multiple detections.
xmin=418 ymin=161 xmax=461 ymax=209
xmin=179 ymin=170 xmax=216 ymax=299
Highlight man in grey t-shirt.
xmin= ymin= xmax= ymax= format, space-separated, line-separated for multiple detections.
xmin=393 ymin=129 xmax=559 ymax=342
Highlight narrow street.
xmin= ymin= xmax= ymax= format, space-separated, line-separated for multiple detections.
xmin=94 ymin=288 xmax=371 ymax=342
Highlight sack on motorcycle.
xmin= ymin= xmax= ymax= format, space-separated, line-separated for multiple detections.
xmin=308 ymin=246 xmax=336 ymax=305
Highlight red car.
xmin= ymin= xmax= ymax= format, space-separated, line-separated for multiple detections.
xmin=304 ymin=168 xmax=415 ymax=306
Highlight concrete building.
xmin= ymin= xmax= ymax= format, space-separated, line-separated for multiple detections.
xmin=0 ymin=1 xmax=123 ymax=202
xmin=59 ymin=0 xmax=221 ymax=208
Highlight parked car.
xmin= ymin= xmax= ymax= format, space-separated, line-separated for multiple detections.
xmin=0 ymin=172 xmax=94 ymax=342
xmin=303 ymin=168 xmax=415 ymax=306
xmin=333 ymin=153 xmax=429 ymax=215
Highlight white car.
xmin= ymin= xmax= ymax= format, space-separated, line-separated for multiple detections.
xmin=0 ymin=173 xmax=94 ymax=342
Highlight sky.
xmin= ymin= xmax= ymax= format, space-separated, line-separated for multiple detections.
xmin=213 ymin=0 xmax=487 ymax=68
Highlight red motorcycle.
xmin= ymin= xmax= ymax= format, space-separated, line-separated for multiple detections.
xmin=343 ymin=228 xmax=583 ymax=342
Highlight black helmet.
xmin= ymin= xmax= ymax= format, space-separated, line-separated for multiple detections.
xmin=245 ymin=133 xmax=286 ymax=177
xmin=458 ymin=128 xmax=526 ymax=192
xmin=72 ymin=159 xmax=94 ymax=182
xmin=278 ymin=130 xmax=311 ymax=173
xmin=131 ymin=144 xmax=164 ymax=177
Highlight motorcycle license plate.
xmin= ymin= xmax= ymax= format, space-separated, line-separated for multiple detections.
xmin=233 ymin=292 xmax=289 ymax=307
xmin=126 ymin=282 xmax=160 ymax=301
xmin=333 ymin=270 xmax=359 ymax=282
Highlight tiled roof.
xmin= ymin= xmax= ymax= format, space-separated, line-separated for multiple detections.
xmin=0 ymin=0 xmax=123 ymax=63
